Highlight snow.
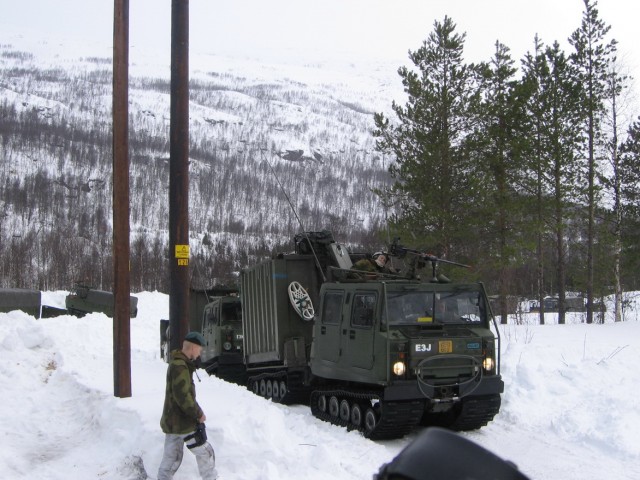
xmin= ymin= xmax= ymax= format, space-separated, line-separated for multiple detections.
xmin=1 ymin=292 xmax=639 ymax=480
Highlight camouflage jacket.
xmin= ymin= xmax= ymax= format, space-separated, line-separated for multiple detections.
xmin=352 ymin=259 xmax=379 ymax=272
xmin=160 ymin=349 xmax=204 ymax=434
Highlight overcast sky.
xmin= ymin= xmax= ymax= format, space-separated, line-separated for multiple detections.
xmin=1 ymin=0 xmax=638 ymax=92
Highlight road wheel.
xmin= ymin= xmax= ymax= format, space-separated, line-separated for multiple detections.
xmin=266 ymin=379 xmax=273 ymax=398
xmin=278 ymin=380 xmax=287 ymax=400
xmin=317 ymin=394 xmax=327 ymax=413
xmin=364 ymin=408 xmax=377 ymax=435
xmin=329 ymin=396 xmax=340 ymax=418
xmin=271 ymin=380 xmax=280 ymax=402
xmin=339 ymin=399 xmax=350 ymax=422
xmin=350 ymin=403 xmax=363 ymax=427
xmin=259 ymin=379 xmax=267 ymax=397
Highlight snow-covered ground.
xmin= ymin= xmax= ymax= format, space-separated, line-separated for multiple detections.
xmin=0 ymin=291 xmax=638 ymax=480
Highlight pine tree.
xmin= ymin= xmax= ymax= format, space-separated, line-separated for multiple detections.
xmin=599 ymin=56 xmax=631 ymax=321
xmin=619 ymin=118 xmax=640 ymax=296
xmin=569 ymin=0 xmax=617 ymax=324
xmin=374 ymin=16 xmax=483 ymax=262
xmin=521 ymin=41 xmax=583 ymax=324
xmin=520 ymin=36 xmax=552 ymax=324
xmin=472 ymin=41 xmax=525 ymax=323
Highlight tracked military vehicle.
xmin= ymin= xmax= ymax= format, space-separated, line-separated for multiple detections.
xmin=65 ymin=284 xmax=138 ymax=318
xmin=0 ymin=288 xmax=41 ymax=317
xmin=160 ymin=286 xmax=240 ymax=366
xmin=199 ymin=294 xmax=245 ymax=383
xmin=241 ymin=232 xmax=503 ymax=440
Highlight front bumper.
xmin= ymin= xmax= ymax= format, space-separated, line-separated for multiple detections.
xmin=383 ymin=374 xmax=504 ymax=402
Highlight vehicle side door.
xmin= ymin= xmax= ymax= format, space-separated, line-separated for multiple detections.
xmin=342 ymin=290 xmax=377 ymax=370
xmin=201 ymin=302 xmax=220 ymax=363
xmin=315 ymin=289 xmax=344 ymax=363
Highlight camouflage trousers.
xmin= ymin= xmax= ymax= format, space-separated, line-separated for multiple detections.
xmin=157 ymin=432 xmax=217 ymax=480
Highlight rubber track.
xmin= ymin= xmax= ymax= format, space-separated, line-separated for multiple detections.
xmin=449 ymin=394 xmax=502 ymax=431
xmin=310 ymin=389 xmax=424 ymax=440
xmin=248 ymin=371 xmax=310 ymax=405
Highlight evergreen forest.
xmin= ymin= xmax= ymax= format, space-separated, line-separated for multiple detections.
xmin=375 ymin=1 xmax=640 ymax=323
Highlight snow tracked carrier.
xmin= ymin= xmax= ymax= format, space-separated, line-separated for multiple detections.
xmin=65 ymin=283 xmax=138 ymax=318
xmin=234 ymin=232 xmax=503 ymax=440
xmin=200 ymin=293 xmax=245 ymax=384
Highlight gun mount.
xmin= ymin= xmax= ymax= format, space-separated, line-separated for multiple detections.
xmin=389 ymin=237 xmax=471 ymax=281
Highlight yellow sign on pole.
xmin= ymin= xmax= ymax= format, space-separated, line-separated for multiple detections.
xmin=175 ymin=244 xmax=190 ymax=259
xmin=177 ymin=258 xmax=189 ymax=266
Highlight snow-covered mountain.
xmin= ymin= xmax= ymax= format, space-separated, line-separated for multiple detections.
xmin=0 ymin=35 xmax=403 ymax=290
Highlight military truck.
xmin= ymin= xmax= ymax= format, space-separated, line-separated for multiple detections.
xmin=241 ymin=232 xmax=503 ymax=440
xmin=160 ymin=286 xmax=243 ymax=376
xmin=0 ymin=288 xmax=41 ymax=317
xmin=199 ymin=294 xmax=245 ymax=383
xmin=65 ymin=284 xmax=138 ymax=318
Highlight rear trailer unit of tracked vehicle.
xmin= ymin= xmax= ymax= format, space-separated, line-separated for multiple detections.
xmin=241 ymin=254 xmax=319 ymax=404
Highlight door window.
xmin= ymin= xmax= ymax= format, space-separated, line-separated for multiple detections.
xmin=322 ymin=291 xmax=343 ymax=325
xmin=204 ymin=307 xmax=219 ymax=327
xmin=351 ymin=292 xmax=377 ymax=328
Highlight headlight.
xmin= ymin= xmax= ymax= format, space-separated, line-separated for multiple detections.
xmin=483 ymin=356 xmax=495 ymax=372
xmin=393 ymin=361 xmax=406 ymax=376
xmin=223 ymin=341 xmax=232 ymax=351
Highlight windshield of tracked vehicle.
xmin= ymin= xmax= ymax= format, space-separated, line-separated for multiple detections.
xmin=385 ymin=290 xmax=485 ymax=325
xmin=221 ymin=302 xmax=241 ymax=325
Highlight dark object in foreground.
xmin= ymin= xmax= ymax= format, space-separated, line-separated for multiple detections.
xmin=374 ymin=427 xmax=530 ymax=480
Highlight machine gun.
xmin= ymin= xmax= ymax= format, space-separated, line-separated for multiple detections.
xmin=389 ymin=238 xmax=470 ymax=282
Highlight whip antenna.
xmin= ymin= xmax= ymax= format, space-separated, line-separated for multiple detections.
xmin=262 ymin=150 xmax=326 ymax=282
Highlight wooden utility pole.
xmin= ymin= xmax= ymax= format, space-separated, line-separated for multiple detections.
xmin=112 ymin=0 xmax=132 ymax=397
xmin=169 ymin=0 xmax=191 ymax=350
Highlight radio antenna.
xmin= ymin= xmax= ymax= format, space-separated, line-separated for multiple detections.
xmin=262 ymin=150 xmax=326 ymax=282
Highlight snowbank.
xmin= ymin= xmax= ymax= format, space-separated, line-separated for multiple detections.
xmin=0 ymin=291 xmax=638 ymax=479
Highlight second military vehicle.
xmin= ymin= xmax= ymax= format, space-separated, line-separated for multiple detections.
xmin=235 ymin=231 xmax=503 ymax=440
xmin=199 ymin=293 xmax=245 ymax=383
xmin=0 ymin=288 xmax=41 ymax=317
xmin=160 ymin=286 xmax=245 ymax=382
xmin=65 ymin=283 xmax=138 ymax=318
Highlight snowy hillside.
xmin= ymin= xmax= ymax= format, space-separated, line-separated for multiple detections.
xmin=0 ymin=291 xmax=638 ymax=480
xmin=0 ymin=34 xmax=400 ymax=290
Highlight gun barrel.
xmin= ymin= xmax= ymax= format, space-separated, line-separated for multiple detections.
xmin=389 ymin=240 xmax=471 ymax=269
xmin=434 ymin=257 xmax=471 ymax=269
